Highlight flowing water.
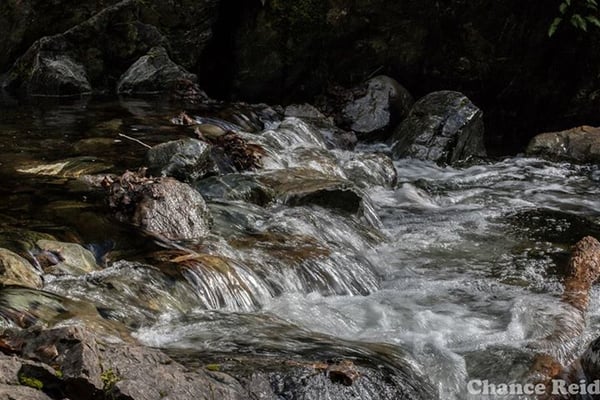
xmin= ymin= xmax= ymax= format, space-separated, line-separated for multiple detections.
xmin=1 ymin=97 xmax=600 ymax=399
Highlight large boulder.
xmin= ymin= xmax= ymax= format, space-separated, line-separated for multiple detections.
xmin=104 ymin=171 xmax=213 ymax=240
xmin=1 ymin=0 xmax=221 ymax=96
xmin=117 ymin=46 xmax=206 ymax=98
xmin=145 ymin=137 xmax=217 ymax=182
xmin=390 ymin=91 xmax=486 ymax=164
xmin=24 ymin=51 xmax=91 ymax=96
xmin=525 ymin=125 xmax=600 ymax=163
xmin=339 ymin=75 xmax=413 ymax=140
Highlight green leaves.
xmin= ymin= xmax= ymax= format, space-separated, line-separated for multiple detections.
xmin=549 ymin=0 xmax=600 ymax=36
xmin=549 ymin=17 xmax=563 ymax=36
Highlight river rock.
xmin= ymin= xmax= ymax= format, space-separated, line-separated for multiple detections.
xmin=117 ymin=46 xmax=206 ymax=99
xmin=338 ymin=152 xmax=398 ymax=189
xmin=145 ymin=138 xmax=217 ymax=182
xmin=341 ymin=75 xmax=413 ymax=140
xmin=209 ymin=350 xmax=437 ymax=400
xmin=0 ymin=248 xmax=42 ymax=289
xmin=259 ymin=168 xmax=365 ymax=215
xmin=0 ymin=325 xmax=246 ymax=400
xmin=284 ymin=104 xmax=357 ymax=150
xmin=104 ymin=171 xmax=213 ymax=240
xmin=391 ymin=91 xmax=486 ymax=164
xmin=526 ymin=125 xmax=600 ymax=163
xmin=35 ymin=240 xmax=99 ymax=275
xmin=195 ymin=174 xmax=275 ymax=206
xmin=25 ymin=51 xmax=92 ymax=96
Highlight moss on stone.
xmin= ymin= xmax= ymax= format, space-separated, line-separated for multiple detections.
xmin=18 ymin=373 xmax=44 ymax=390
xmin=101 ymin=368 xmax=120 ymax=391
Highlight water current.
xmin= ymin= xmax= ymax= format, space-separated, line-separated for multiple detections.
xmin=1 ymin=98 xmax=600 ymax=399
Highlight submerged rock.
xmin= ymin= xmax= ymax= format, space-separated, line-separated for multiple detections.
xmin=145 ymin=138 xmax=217 ymax=182
xmin=259 ymin=168 xmax=365 ymax=215
xmin=341 ymin=75 xmax=413 ymax=140
xmin=526 ymin=125 xmax=600 ymax=164
xmin=195 ymin=174 xmax=275 ymax=206
xmin=284 ymin=104 xmax=357 ymax=150
xmin=16 ymin=157 xmax=113 ymax=178
xmin=117 ymin=46 xmax=206 ymax=100
xmin=338 ymin=152 xmax=398 ymax=189
xmin=391 ymin=91 xmax=486 ymax=164
xmin=103 ymin=170 xmax=212 ymax=240
xmin=0 ymin=248 xmax=42 ymax=289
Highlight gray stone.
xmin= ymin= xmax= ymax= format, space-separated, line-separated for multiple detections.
xmin=391 ymin=91 xmax=486 ymax=164
xmin=0 ymin=384 xmax=54 ymax=400
xmin=526 ymin=125 xmax=600 ymax=164
xmin=105 ymin=172 xmax=213 ymax=240
xmin=146 ymin=138 xmax=217 ymax=182
xmin=132 ymin=178 xmax=212 ymax=240
xmin=117 ymin=46 xmax=205 ymax=97
xmin=342 ymin=75 xmax=413 ymax=140
xmin=26 ymin=51 xmax=91 ymax=96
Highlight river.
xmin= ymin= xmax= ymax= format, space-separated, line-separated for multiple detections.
xmin=1 ymin=97 xmax=599 ymax=399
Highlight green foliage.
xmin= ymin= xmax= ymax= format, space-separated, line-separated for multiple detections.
xmin=549 ymin=0 xmax=600 ymax=36
xmin=18 ymin=373 xmax=44 ymax=390
xmin=100 ymin=368 xmax=120 ymax=392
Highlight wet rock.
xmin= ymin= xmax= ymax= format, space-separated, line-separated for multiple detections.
xmin=211 ymin=354 xmax=437 ymax=400
xmin=284 ymin=104 xmax=357 ymax=150
xmin=259 ymin=118 xmax=329 ymax=153
xmin=145 ymin=138 xmax=217 ymax=182
xmin=0 ymin=228 xmax=56 ymax=263
xmin=341 ymin=76 xmax=413 ymax=140
xmin=45 ymin=260 xmax=200 ymax=328
xmin=35 ymin=240 xmax=99 ymax=275
xmin=0 ymin=325 xmax=246 ymax=400
xmin=391 ymin=91 xmax=486 ymax=164
xmin=259 ymin=169 xmax=365 ymax=215
xmin=0 ymin=249 xmax=41 ymax=289
xmin=25 ymin=51 xmax=91 ymax=96
xmin=195 ymin=174 xmax=275 ymax=206
xmin=199 ymin=132 xmax=265 ymax=172
xmin=526 ymin=125 xmax=600 ymax=164
xmin=338 ymin=152 xmax=398 ymax=189
xmin=103 ymin=170 xmax=212 ymax=240
xmin=117 ymin=46 xmax=206 ymax=100
xmin=284 ymin=103 xmax=327 ymax=120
